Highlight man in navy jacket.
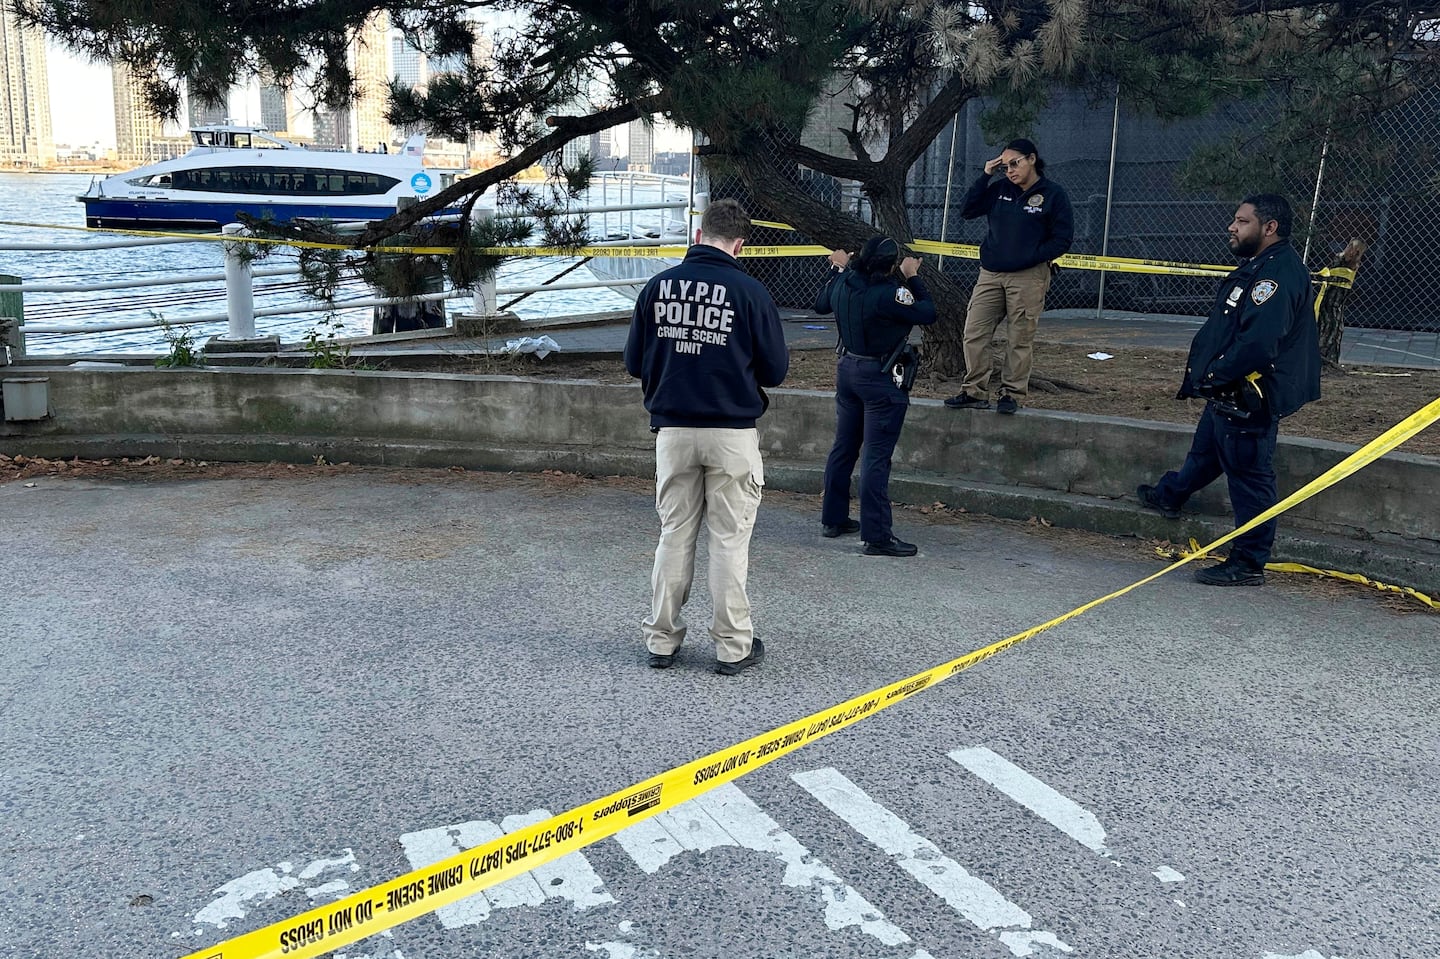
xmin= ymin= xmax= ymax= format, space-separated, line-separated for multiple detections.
xmin=624 ymin=199 xmax=789 ymax=675
xmin=1137 ymin=194 xmax=1321 ymax=586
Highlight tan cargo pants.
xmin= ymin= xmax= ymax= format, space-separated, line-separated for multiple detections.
xmin=960 ymin=262 xmax=1052 ymax=400
xmin=644 ymin=427 xmax=764 ymax=664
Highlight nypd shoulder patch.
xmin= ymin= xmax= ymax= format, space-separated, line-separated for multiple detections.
xmin=895 ymin=287 xmax=915 ymax=306
xmin=1250 ymin=279 xmax=1279 ymax=305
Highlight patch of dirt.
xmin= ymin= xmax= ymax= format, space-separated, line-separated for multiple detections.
xmin=437 ymin=341 xmax=1440 ymax=458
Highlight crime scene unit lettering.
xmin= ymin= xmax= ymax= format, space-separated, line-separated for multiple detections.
xmin=653 ymin=279 xmax=736 ymax=355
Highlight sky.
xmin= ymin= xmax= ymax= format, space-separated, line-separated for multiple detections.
xmin=47 ymin=45 xmax=115 ymax=146
xmin=43 ymin=44 xmax=690 ymax=153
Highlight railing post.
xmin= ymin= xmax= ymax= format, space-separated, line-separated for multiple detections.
xmin=471 ymin=274 xmax=497 ymax=318
xmin=221 ymin=223 xmax=256 ymax=339
xmin=0 ymin=272 xmax=21 ymax=362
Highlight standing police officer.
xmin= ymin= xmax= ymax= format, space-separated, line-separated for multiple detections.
xmin=814 ymin=236 xmax=937 ymax=556
xmin=1137 ymin=194 xmax=1321 ymax=586
xmin=945 ymin=137 xmax=1073 ymax=414
xmin=624 ymin=199 xmax=790 ymax=674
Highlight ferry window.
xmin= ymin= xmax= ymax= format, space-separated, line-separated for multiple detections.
xmin=234 ymin=133 xmax=251 ymax=149
xmin=164 ymin=165 xmax=398 ymax=195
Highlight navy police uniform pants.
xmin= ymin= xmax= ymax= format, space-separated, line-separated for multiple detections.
xmin=1152 ymin=404 xmax=1280 ymax=569
xmin=821 ymin=354 xmax=909 ymax=543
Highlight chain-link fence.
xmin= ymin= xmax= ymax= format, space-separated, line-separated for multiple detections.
xmin=699 ymin=84 xmax=1440 ymax=335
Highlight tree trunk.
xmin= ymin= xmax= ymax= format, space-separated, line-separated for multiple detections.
xmin=915 ymin=268 xmax=970 ymax=378
xmin=1317 ymin=239 xmax=1366 ymax=371
xmin=866 ymin=184 xmax=970 ymax=378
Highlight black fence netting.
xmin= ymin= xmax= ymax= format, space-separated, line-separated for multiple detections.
xmin=698 ymin=84 xmax=1440 ymax=337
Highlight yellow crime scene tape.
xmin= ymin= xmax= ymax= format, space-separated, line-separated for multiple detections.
xmin=0 ymin=218 xmax=1355 ymax=293
xmin=1157 ymin=538 xmax=1438 ymax=609
xmin=182 ymin=392 xmax=1440 ymax=959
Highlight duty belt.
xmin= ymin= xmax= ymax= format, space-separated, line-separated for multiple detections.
xmin=838 ymin=346 xmax=882 ymax=361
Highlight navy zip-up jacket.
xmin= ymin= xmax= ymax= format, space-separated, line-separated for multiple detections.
xmin=1181 ymin=241 xmax=1321 ymax=419
xmin=624 ymin=244 xmax=789 ymax=429
xmin=813 ymin=269 xmax=937 ymax=357
xmin=961 ymin=171 xmax=1074 ymax=273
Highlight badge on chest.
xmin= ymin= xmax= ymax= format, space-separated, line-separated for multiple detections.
xmin=1226 ymin=285 xmax=1244 ymax=307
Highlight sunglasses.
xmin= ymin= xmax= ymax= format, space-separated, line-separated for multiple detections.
xmin=1001 ymin=156 xmax=1030 ymax=170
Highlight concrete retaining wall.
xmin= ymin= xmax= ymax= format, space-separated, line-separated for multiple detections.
xmin=5 ymin=366 xmax=1437 ymax=591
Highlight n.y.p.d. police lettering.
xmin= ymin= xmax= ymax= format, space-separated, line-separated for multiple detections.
xmin=652 ymin=279 xmax=735 ymax=354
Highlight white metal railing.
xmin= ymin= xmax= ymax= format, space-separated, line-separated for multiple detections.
xmin=2 ymin=187 xmax=693 ymax=353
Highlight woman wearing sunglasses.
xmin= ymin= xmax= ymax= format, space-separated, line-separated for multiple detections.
xmin=944 ymin=137 xmax=1074 ymax=415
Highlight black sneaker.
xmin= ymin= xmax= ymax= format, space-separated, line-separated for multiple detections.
xmin=1136 ymin=484 xmax=1180 ymax=520
xmin=822 ymin=518 xmax=861 ymax=538
xmin=944 ymin=393 xmax=991 ymax=410
xmin=996 ymin=394 xmax=1019 ymax=415
xmin=863 ymin=536 xmax=918 ymax=557
xmin=715 ymin=636 xmax=764 ymax=676
xmin=1195 ymin=559 xmax=1266 ymax=587
xmin=648 ymin=650 xmax=678 ymax=669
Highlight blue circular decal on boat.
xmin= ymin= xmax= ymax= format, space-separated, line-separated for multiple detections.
xmin=411 ymin=172 xmax=432 ymax=195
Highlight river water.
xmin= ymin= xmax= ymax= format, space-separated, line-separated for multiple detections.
xmin=0 ymin=172 xmax=643 ymax=355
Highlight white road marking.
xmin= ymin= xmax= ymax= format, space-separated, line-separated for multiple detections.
xmin=1153 ymin=866 xmax=1185 ymax=882
xmin=398 ymin=812 xmax=615 ymax=929
xmin=792 ymin=767 xmax=1072 ymax=957
xmin=584 ymin=944 xmax=647 ymax=958
xmin=610 ymin=782 xmax=912 ymax=947
xmin=949 ymin=746 xmax=1109 ymax=855
xmin=501 ymin=810 xmax=618 ymax=911
xmin=192 ymin=850 xmax=357 ymax=929
xmin=398 ymin=823 xmax=492 ymax=927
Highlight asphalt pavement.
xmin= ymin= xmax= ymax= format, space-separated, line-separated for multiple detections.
xmin=2 ymin=469 xmax=1436 ymax=959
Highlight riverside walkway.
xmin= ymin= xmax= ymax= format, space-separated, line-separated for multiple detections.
xmin=2 ymin=467 xmax=1436 ymax=959
xmin=321 ymin=306 xmax=1440 ymax=368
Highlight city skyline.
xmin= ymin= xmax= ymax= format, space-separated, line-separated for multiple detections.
xmin=42 ymin=43 xmax=690 ymax=155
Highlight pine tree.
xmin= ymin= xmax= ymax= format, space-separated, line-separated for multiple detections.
xmin=19 ymin=0 xmax=1440 ymax=373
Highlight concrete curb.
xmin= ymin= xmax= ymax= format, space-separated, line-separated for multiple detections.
xmin=4 ymin=367 xmax=1437 ymax=595
xmin=11 ymin=430 xmax=1439 ymax=597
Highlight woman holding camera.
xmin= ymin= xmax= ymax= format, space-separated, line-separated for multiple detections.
xmin=813 ymin=235 xmax=937 ymax=557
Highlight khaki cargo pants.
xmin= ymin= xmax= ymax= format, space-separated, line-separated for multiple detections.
xmin=960 ymin=262 xmax=1052 ymax=400
xmin=643 ymin=427 xmax=764 ymax=664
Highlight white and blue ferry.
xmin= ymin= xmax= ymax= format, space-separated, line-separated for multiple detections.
xmin=78 ymin=126 xmax=455 ymax=229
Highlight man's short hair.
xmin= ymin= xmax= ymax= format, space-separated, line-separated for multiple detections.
xmin=1242 ymin=193 xmax=1293 ymax=238
xmin=700 ymin=198 xmax=751 ymax=243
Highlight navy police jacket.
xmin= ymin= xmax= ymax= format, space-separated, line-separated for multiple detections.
xmin=1180 ymin=241 xmax=1321 ymax=419
xmin=961 ymin=172 xmax=1074 ymax=273
xmin=624 ymin=243 xmax=789 ymax=429
xmin=813 ymin=268 xmax=937 ymax=358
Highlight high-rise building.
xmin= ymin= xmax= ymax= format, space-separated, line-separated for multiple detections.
xmin=312 ymin=108 xmax=350 ymax=151
xmin=628 ymin=121 xmax=655 ymax=173
xmin=350 ymin=11 xmax=392 ymax=152
xmin=392 ymin=34 xmax=425 ymax=89
xmin=0 ymin=0 xmax=55 ymax=167
xmin=187 ymin=85 xmax=230 ymax=128
xmin=259 ymin=81 xmax=290 ymax=133
xmin=112 ymin=62 xmax=186 ymax=164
